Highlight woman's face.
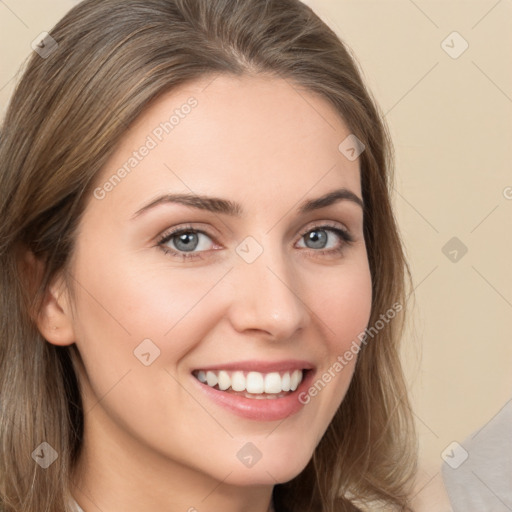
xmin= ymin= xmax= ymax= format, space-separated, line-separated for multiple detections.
xmin=55 ymin=74 xmax=372 ymax=491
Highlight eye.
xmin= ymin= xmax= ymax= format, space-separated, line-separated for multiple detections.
xmin=296 ymin=224 xmax=353 ymax=255
xmin=157 ymin=223 xmax=354 ymax=261
xmin=157 ymin=225 xmax=217 ymax=260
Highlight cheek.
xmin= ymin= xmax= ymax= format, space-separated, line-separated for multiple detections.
xmin=69 ymin=253 xmax=238 ymax=453
xmin=312 ymin=258 xmax=373 ymax=352
xmin=297 ymin=258 xmax=372 ymax=416
xmin=71 ymin=245 xmax=232 ymax=355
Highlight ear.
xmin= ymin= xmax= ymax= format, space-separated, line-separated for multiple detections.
xmin=21 ymin=250 xmax=76 ymax=346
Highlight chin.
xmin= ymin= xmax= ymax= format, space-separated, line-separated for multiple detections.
xmin=215 ymin=447 xmax=314 ymax=487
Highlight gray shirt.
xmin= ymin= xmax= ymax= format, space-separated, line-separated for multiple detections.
xmin=442 ymin=398 xmax=512 ymax=511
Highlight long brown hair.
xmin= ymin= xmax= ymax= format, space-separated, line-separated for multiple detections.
xmin=0 ymin=0 xmax=416 ymax=510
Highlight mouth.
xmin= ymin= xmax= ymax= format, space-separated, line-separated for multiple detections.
xmin=190 ymin=360 xmax=315 ymax=420
xmin=192 ymin=368 xmax=309 ymax=399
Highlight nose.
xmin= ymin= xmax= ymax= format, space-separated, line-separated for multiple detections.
xmin=226 ymin=244 xmax=310 ymax=341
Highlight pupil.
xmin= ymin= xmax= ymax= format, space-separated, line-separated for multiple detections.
xmin=175 ymin=232 xmax=198 ymax=252
xmin=307 ymin=230 xmax=327 ymax=249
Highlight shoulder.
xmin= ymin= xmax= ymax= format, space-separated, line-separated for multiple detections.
xmin=442 ymin=398 xmax=512 ymax=511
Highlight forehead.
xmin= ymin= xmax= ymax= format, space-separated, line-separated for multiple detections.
xmin=89 ymin=73 xmax=362 ymax=218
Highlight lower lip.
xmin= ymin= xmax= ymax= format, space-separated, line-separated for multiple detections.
xmin=192 ymin=370 xmax=315 ymax=421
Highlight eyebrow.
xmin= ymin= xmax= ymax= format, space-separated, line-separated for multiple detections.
xmin=131 ymin=187 xmax=364 ymax=220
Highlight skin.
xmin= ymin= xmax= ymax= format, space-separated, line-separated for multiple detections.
xmin=36 ymin=73 xmax=372 ymax=512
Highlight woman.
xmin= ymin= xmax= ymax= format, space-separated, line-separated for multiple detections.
xmin=0 ymin=0 xmax=416 ymax=510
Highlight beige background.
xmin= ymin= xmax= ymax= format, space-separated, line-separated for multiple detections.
xmin=1 ymin=0 xmax=511 ymax=508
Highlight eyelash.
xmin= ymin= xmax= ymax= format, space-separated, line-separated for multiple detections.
xmin=156 ymin=223 xmax=354 ymax=261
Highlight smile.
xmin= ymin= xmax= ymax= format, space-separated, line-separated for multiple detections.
xmin=192 ymin=369 xmax=304 ymax=398
xmin=190 ymin=360 xmax=315 ymax=421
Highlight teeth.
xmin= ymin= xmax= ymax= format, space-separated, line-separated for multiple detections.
xmin=290 ymin=369 xmax=301 ymax=391
xmin=264 ymin=372 xmax=282 ymax=394
xmin=281 ymin=372 xmax=291 ymax=392
xmin=206 ymin=371 xmax=218 ymax=387
xmin=231 ymin=371 xmax=246 ymax=392
xmin=217 ymin=370 xmax=231 ymax=391
xmin=246 ymin=372 xmax=264 ymax=393
xmin=194 ymin=369 xmax=305 ymax=394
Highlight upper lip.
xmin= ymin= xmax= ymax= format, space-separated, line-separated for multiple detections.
xmin=192 ymin=359 xmax=315 ymax=373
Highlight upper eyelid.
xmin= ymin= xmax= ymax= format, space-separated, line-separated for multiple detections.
xmin=299 ymin=221 xmax=349 ymax=235
xmin=159 ymin=220 xmax=349 ymax=236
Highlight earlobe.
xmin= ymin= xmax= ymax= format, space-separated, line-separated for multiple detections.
xmin=21 ymin=250 xmax=76 ymax=346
